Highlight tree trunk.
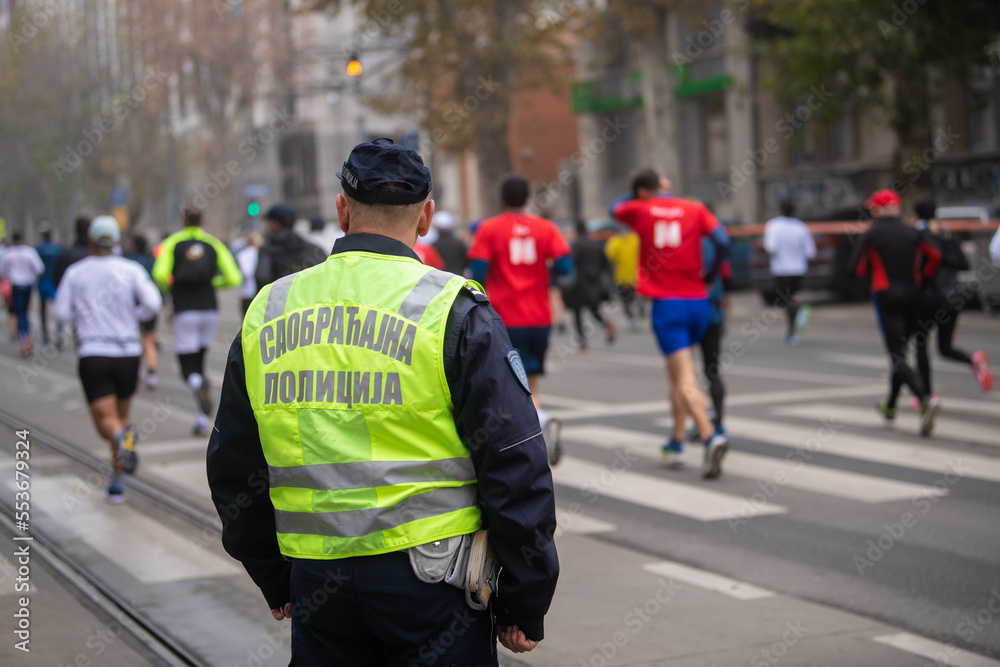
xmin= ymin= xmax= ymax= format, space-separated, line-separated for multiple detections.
xmin=473 ymin=0 xmax=518 ymax=217
xmin=891 ymin=72 xmax=935 ymax=208
xmin=637 ymin=7 xmax=681 ymax=188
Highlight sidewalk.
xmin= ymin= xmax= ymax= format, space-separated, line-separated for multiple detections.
xmin=499 ymin=529 xmax=998 ymax=666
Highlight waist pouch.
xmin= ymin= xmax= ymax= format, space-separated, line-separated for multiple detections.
xmin=407 ymin=529 xmax=499 ymax=610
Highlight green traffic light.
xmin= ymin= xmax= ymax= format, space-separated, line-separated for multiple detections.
xmin=248 ymin=202 xmax=261 ymax=216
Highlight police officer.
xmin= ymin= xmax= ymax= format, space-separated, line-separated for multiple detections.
xmin=207 ymin=138 xmax=559 ymax=665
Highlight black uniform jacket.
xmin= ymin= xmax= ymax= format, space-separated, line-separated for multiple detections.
xmin=207 ymin=232 xmax=559 ymax=640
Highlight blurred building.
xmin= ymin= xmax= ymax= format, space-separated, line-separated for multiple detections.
xmin=572 ymin=2 xmax=1000 ymax=223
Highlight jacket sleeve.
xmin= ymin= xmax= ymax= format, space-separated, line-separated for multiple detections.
xmin=445 ymin=291 xmax=559 ymax=642
xmin=133 ymin=264 xmax=163 ymax=321
xmin=53 ymin=251 xmax=68 ymax=287
xmin=210 ymin=237 xmax=244 ymax=289
xmin=206 ymin=335 xmax=291 ymax=610
xmin=254 ymin=246 xmax=274 ymax=290
xmin=52 ymin=270 xmax=73 ymax=323
xmin=919 ymin=237 xmax=942 ymax=279
xmin=846 ymin=232 xmax=869 ymax=278
xmin=151 ymin=234 xmax=178 ymax=291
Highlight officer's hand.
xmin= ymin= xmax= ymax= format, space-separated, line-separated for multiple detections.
xmin=497 ymin=625 xmax=538 ymax=653
xmin=270 ymin=602 xmax=292 ymax=620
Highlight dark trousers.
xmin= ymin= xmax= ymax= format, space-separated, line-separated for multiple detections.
xmin=616 ymin=285 xmax=638 ymax=320
xmin=571 ymin=300 xmax=606 ymax=345
xmin=289 ymin=551 xmax=497 ymax=666
xmin=915 ymin=306 xmax=972 ymax=395
xmin=10 ymin=285 xmax=32 ymax=340
xmin=873 ymin=293 xmax=928 ymax=408
xmin=699 ymin=322 xmax=725 ymax=427
xmin=774 ymin=275 xmax=802 ymax=339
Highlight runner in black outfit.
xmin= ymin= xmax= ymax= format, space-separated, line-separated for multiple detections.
xmin=913 ymin=199 xmax=994 ymax=397
xmin=847 ymin=190 xmax=942 ymax=436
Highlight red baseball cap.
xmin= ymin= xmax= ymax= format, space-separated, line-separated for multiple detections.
xmin=865 ymin=189 xmax=901 ymax=209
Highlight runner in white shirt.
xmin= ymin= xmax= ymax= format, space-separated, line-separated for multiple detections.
xmin=763 ymin=200 xmax=817 ymax=346
xmin=234 ymin=230 xmax=261 ymax=314
xmin=0 ymin=231 xmax=45 ymax=356
xmin=53 ymin=216 xmax=162 ymax=503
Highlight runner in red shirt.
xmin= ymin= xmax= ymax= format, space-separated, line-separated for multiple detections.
xmin=413 ymin=241 xmax=445 ymax=270
xmin=612 ymin=168 xmax=731 ymax=479
xmin=468 ymin=174 xmax=574 ymax=464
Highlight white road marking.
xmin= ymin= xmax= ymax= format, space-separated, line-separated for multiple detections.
xmin=772 ymin=403 xmax=1000 ymax=448
xmin=821 ymin=352 xmax=979 ymax=376
xmin=725 ymin=416 xmax=1000 ymax=483
xmin=138 ymin=438 xmax=211 ymax=457
xmin=547 ymin=384 xmax=885 ymax=421
xmin=642 ymin=561 xmax=775 ymax=600
xmin=25 ymin=475 xmax=240 ymax=583
xmin=554 ymin=509 xmax=616 ymax=536
xmin=566 ymin=425 xmax=948 ymax=503
xmin=873 ymin=632 xmax=1000 ymax=666
xmin=143 ymin=460 xmax=212 ymax=499
xmin=583 ymin=350 xmax=879 ymax=385
xmin=551 ymin=456 xmax=787 ymax=522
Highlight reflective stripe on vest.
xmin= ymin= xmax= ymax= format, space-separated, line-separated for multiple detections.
xmin=241 ymin=252 xmax=483 ymax=559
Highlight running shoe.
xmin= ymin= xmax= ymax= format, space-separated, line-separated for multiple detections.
xmin=117 ymin=424 xmax=139 ymax=474
xmin=701 ymin=433 xmax=729 ymax=479
xmin=795 ymin=304 xmax=812 ymax=333
xmin=144 ymin=370 xmax=159 ymax=391
xmin=105 ymin=475 xmax=126 ymax=504
xmin=660 ymin=440 xmax=684 ymax=467
xmin=196 ymin=376 xmax=213 ymax=415
xmin=605 ymin=321 xmax=616 ymax=346
xmin=785 ymin=334 xmax=800 ymax=347
xmin=910 ymin=394 xmax=937 ymax=411
xmin=972 ymin=351 xmax=994 ymax=393
xmin=876 ymin=401 xmax=896 ymax=426
xmin=543 ymin=417 xmax=563 ymax=466
xmin=20 ymin=336 xmax=32 ymax=357
xmin=918 ymin=395 xmax=941 ymax=437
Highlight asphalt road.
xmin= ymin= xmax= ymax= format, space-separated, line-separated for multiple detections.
xmin=542 ymin=288 xmax=1000 ymax=660
xmin=1 ymin=286 xmax=998 ymax=664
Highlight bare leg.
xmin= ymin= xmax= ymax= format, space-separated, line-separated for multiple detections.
xmin=116 ymin=396 xmax=132 ymax=423
xmin=666 ymin=348 xmax=714 ymax=441
xmin=669 ymin=381 xmax=688 ymax=442
xmin=88 ymin=396 xmax=124 ymax=473
xmin=141 ymin=331 xmax=158 ymax=373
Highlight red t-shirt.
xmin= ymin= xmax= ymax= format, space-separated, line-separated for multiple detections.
xmin=466 ymin=212 xmax=570 ymax=327
xmin=414 ymin=243 xmax=445 ymax=270
xmin=613 ymin=196 xmax=720 ymax=299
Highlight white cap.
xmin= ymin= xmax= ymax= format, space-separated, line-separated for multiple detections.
xmin=89 ymin=215 xmax=121 ymax=248
xmin=432 ymin=210 xmax=455 ymax=230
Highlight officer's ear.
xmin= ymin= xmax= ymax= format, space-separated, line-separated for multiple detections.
xmin=416 ymin=199 xmax=435 ymax=238
xmin=336 ymin=194 xmax=350 ymax=234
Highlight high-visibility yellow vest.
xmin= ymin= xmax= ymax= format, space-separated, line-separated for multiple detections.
xmin=241 ymin=250 xmax=483 ymax=559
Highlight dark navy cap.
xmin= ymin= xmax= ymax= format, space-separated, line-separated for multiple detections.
xmin=338 ymin=138 xmax=432 ymax=205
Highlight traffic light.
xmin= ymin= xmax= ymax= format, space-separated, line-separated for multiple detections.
xmin=247 ymin=201 xmax=261 ymax=217
xmin=347 ymin=51 xmax=362 ymax=77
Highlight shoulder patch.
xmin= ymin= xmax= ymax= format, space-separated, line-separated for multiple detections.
xmin=463 ymin=285 xmax=489 ymax=304
xmin=505 ymin=348 xmax=531 ymax=395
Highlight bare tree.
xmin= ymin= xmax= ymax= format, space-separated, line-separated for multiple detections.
xmin=305 ymin=0 xmax=577 ymax=215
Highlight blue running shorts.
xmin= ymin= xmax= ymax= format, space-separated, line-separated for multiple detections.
xmin=506 ymin=326 xmax=551 ymax=375
xmin=651 ymin=298 xmax=712 ymax=356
